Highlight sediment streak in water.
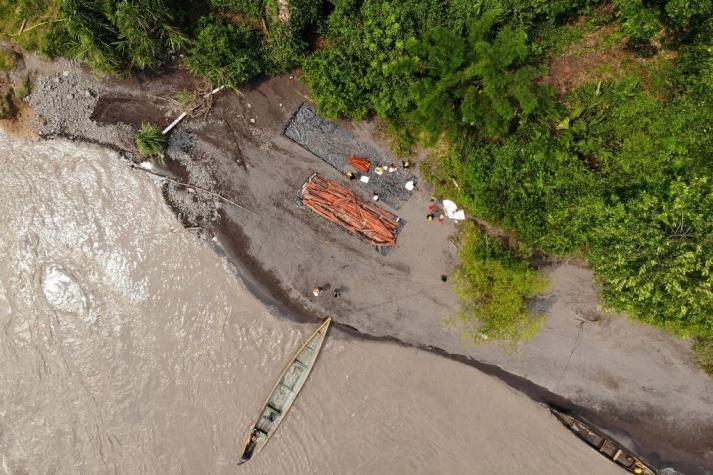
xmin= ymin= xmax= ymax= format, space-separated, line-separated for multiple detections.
xmin=0 ymin=133 xmax=619 ymax=474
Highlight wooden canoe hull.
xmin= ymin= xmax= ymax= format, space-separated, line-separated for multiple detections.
xmin=551 ymin=409 xmax=657 ymax=475
xmin=238 ymin=317 xmax=331 ymax=464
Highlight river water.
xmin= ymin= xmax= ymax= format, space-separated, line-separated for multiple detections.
xmin=0 ymin=132 xmax=620 ymax=474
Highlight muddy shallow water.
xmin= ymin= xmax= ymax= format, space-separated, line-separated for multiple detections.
xmin=0 ymin=133 xmax=619 ymax=473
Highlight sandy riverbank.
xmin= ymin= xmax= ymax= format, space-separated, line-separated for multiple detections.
xmin=4 ymin=49 xmax=713 ymax=472
xmin=0 ymin=132 xmax=627 ymax=473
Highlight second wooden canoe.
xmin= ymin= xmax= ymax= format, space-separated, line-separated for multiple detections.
xmin=551 ymin=408 xmax=657 ymax=475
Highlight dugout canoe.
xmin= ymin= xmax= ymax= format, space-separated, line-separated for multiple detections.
xmin=551 ymin=409 xmax=657 ymax=474
xmin=238 ymin=317 xmax=331 ymax=464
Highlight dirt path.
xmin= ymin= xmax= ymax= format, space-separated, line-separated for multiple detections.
xmin=12 ymin=57 xmax=713 ymax=473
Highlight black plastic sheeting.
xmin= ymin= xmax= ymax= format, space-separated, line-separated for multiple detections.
xmin=283 ymin=102 xmax=416 ymax=209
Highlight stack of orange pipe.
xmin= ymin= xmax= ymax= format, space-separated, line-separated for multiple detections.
xmin=349 ymin=155 xmax=371 ymax=173
xmin=301 ymin=173 xmax=400 ymax=246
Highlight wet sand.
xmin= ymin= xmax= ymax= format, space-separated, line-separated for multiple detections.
xmin=0 ymin=133 xmax=623 ymax=473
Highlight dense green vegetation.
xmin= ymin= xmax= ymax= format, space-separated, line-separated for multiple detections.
xmin=0 ymin=0 xmax=325 ymax=84
xmin=614 ymin=0 xmax=712 ymax=41
xmin=390 ymin=15 xmax=549 ymax=141
xmin=1 ymin=0 xmax=711 ymax=365
xmin=187 ymin=15 xmax=263 ymax=87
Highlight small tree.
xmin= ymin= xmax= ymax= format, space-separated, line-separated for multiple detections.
xmin=390 ymin=14 xmax=550 ymax=141
xmin=450 ymin=222 xmax=548 ymax=346
xmin=135 ymin=122 xmax=167 ymax=158
xmin=187 ymin=16 xmax=263 ymax=88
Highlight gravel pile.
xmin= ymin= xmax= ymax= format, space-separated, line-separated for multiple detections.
xmin=164 ymin=126 xmax=219 ymax=227
xmin=167 ymin=126 xmax=217 ymax=189
xmin=28 ymin=71 xmax=132 ymax=147
xmin=284 ymin=102 xmax=415 ymax=209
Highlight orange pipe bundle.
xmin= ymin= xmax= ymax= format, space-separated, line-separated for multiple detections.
xmin=349 ymin=155 xmax=371 ymax=173
xmin=301 ymin=173 xmax=401 ymax=246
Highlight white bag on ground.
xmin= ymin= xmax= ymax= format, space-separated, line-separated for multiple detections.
xmin=443 ymin=200 xmax=466 ymax=221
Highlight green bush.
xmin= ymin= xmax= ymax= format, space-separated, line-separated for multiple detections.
xmin=210 ymin=0 xmax=265 ymax=18
xmin=134 ymin=122 xmax=167 ymax=157
xmin=261 ymin=20 xmax=306 ymax=74
xmin=429 ymin=128 xmax=602 ymax=254
xmin=615 ymin=0 xmax=662 ymax=40
xmin=614 ymin=0 xmax=712 ymax=41
xmin=187 ymin=15 xmax=263 ymax=87
xmin=391 ymin=14 xmax=551 ymax=141
xmin=451 ymin=222 xmax=548 ymax=345
xmin=304 ymin=0 xmax=461 ymax=122
xmin=60 ymin=0 xmax=189 ymax=73
xmin=303 ymin=45 xmax=373 ymax=119
xmin=208 ymin=0 xmax=326 ymax=74
xmin=589 ymin=177 xmax=713 ymax=336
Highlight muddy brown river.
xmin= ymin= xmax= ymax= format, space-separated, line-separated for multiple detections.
xmin=0 ymin=133 xmax=620 ymax=473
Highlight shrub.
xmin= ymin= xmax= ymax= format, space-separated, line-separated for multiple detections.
xmin=134 ymin=122 xmax=167 ymax=157
xmin=187 ymin=15 xmax=263 ymax=87
xmin=429 ymin=129 xmax=602 ymax=254
xmin=615 ymin=0 xmax=662 ymax=40
xmin=614 ymin=0 xmax=713 ymax=41
xmin=210 ymin=0 xmax=265 ymax=18
xmin=303 ymin=0 xmax=453 ymax=122
xmin=60 ymin=0 xmax=189 ymax=73
xmin=391 ymin=15 xmax=550 ymax=141
xmin=261 ymin=20 xmax=306 ymax=74
xmin=303 ymin=45 xmax=373 ymax=119
xmin=450 ymin=222 xmax=548 ymax=345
